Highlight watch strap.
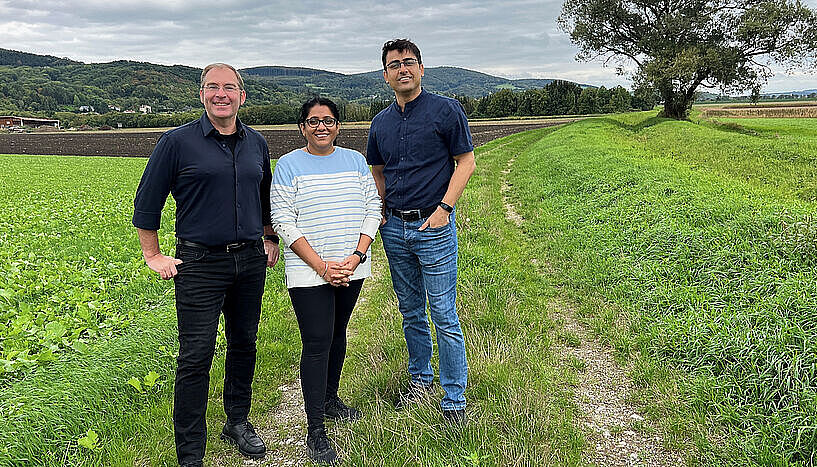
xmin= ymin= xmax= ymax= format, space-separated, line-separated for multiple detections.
xmin=353 ymin=250 xmax=367 ymax=264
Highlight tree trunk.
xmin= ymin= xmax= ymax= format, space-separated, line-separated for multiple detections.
xmin=659 ymin=91 xmax=693 ymax=119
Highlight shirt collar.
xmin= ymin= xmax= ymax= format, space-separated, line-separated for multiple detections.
xmin=391 ymin=88 xmax=427 ymax=114
xmin=199 ymin=111 xmax=246 ymax=138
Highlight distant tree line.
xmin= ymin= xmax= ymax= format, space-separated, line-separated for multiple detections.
xmin=52 ymin=99 xmax=395 ymax=128
xmin=12 ymin=80 xmax=656 ymax=129
xmin=453 ymin=80 xmax=657 ymax=118
xmin=53 ymin=104 xmax=295 ymax=129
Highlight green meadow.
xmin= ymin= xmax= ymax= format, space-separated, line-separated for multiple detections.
xmin=0 ymin=111 xmax=815 ymax=465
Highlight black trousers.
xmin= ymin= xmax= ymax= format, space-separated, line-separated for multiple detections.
xmin=172 ymin=240 xmax=267 ymax=464
xmin=289 ymin=279 xmax=363 ymax=433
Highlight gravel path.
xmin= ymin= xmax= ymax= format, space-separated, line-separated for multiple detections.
xmin=501 ymin=147 xmax=684 ymax=466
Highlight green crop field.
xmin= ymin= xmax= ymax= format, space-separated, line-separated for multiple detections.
xmin=0 ymin=111 xmax=815 ymax=465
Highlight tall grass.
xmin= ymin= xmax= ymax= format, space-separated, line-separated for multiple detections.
xmin=327 ymin=129 xmax=588 ymax=465
xmin=508 ymin=113 xmax=817 ymax=463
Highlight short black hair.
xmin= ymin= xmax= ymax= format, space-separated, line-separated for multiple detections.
xmin=381 ymin=39 xmax=422 ymax=69
xmin=297 ymin=97 xmax=340 ymax=125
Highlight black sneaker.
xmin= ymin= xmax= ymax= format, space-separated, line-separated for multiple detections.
xmin=396 ymin=381 xmax=433 ymax=408
xmin=220 ymin=420 xmax=266 ymax=458
xmin=442 ymin=408 xmax=467 ymax=425
xmin=324 ymin=395 xmax=362 ymax=422
xmin=179 ymin=462 xmax=203 ymax=467
xmin=306 ymin=427 xmax=337 ymax=464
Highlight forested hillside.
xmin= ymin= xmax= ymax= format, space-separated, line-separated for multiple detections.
xmin=0 ymin=48 xmax=572 ymax=115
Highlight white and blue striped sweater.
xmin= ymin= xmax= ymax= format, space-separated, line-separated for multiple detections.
xmin=270 ymin=147 xmax=382 ymax=288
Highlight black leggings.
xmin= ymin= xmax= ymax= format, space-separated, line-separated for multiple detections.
xmin=289 ymin=279 xmax=363 ymax=433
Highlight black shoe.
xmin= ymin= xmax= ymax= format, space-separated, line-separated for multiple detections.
xmin=220 ymin=420 xmax=266 ymax=458
xmin=324 ymin=395 xmax=362 ymax=422
xmin=442 ymin=408 xmax=467 ymax=425
xmin=179 ymin=462 xmax=203 ymax=467
xmin=396 ymin=381 xmax=433 ymax=408
xmin=306 ymin=427 xmax=337 ymax=464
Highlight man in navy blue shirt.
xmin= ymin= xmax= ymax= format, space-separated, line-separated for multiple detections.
xmin=133 ymin=63 xmax=279 ymax=466
xmin=367 ymin=39 xmax=476 ymax=423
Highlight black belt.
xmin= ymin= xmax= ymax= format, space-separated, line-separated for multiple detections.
xmin=388 ymin=206 xmax=437 ymax=222
xmin=176 ymin=238 xmax=258 ymax=253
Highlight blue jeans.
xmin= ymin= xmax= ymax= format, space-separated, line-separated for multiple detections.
xmin=379 ymin=210 xmax=468 ymax=410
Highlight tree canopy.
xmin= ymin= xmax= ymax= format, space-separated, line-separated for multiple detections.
xmin=559 ymin=0 xmax=817 ymax=118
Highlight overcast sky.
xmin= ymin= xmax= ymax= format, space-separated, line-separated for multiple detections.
xmin=2 ymin=0 xmax=815 ymax=93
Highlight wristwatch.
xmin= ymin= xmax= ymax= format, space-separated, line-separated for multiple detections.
xmin=264 ymin=234 xmax=279 ymax=244
xmin=439 ymin=201 xmax=454 ymax=213
xmin=353 ymin=250 xmax=367 ymax=264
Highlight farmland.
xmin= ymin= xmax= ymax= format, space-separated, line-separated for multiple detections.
xmin=0 ymin=119 xmax=577 ymax=158
xmin=699 ymin=100 xmax=817 ymax=118
xmin=1 ymin=112 xmax=816 ymax=465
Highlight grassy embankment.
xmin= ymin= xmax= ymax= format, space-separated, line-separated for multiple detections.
xmin=505 ymin=113 xmax=816 ymax=464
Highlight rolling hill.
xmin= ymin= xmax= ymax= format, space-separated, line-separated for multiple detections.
xmin=0 ymin=48 xmax=574 ymax=114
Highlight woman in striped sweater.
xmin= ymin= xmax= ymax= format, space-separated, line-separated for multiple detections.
xmin=270 ymin=97 xmax=381 ymax=464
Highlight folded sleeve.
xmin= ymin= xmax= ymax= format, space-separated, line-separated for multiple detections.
xmin=444 ymin=100 xmax=474 ymax=156
xmin=132 ymin=133 xmax=175 ymax=231
xmin=269 ymin=158 xmax=304 ymax=247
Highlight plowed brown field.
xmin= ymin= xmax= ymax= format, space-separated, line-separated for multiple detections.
xmin=0 ymin=121 xmax=575 ymax=158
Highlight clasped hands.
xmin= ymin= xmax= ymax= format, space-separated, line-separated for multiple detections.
xmin=321 ymin=255 xmax=361 ymax=287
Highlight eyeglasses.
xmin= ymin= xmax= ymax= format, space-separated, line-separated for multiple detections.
xmin=304 ymin=117 xmax=337 ymax=128
xmin=385 ymin=58 xmax=419 ymax=71
xmin=202 ymin=84 xmax=242 ymax=94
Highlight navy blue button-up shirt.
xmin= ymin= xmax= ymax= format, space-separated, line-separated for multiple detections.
xmin=366 ymin=89 xmax=473 ymax=210
xmin=132 ymin=113 xmax=272 ymax=246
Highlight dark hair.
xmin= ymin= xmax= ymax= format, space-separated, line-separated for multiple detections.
xmin=297 ymin=97 xmax=340 ymax=125
xmin=381 ymin=39 xmax=422 ymax=69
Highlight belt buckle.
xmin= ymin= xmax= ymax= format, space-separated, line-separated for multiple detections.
xmin=403 ymin=209 xmax=421 ymax=221
xmin=225 ymin=242 xmax=242 ymax=252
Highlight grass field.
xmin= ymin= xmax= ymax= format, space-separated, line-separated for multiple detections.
xmin=1 ymin=110 xmax=815 ymax=465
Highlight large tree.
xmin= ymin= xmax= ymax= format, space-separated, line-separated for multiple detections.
xmin=558 ymin=0 xmax=817 ymax=118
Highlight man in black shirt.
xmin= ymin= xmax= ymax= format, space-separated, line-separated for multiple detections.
xmin=133 ymin=63 xmax=279 ymax=466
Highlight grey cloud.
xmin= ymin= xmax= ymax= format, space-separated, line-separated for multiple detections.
xmin=2 ymin=0 xmax=815 ymax=92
